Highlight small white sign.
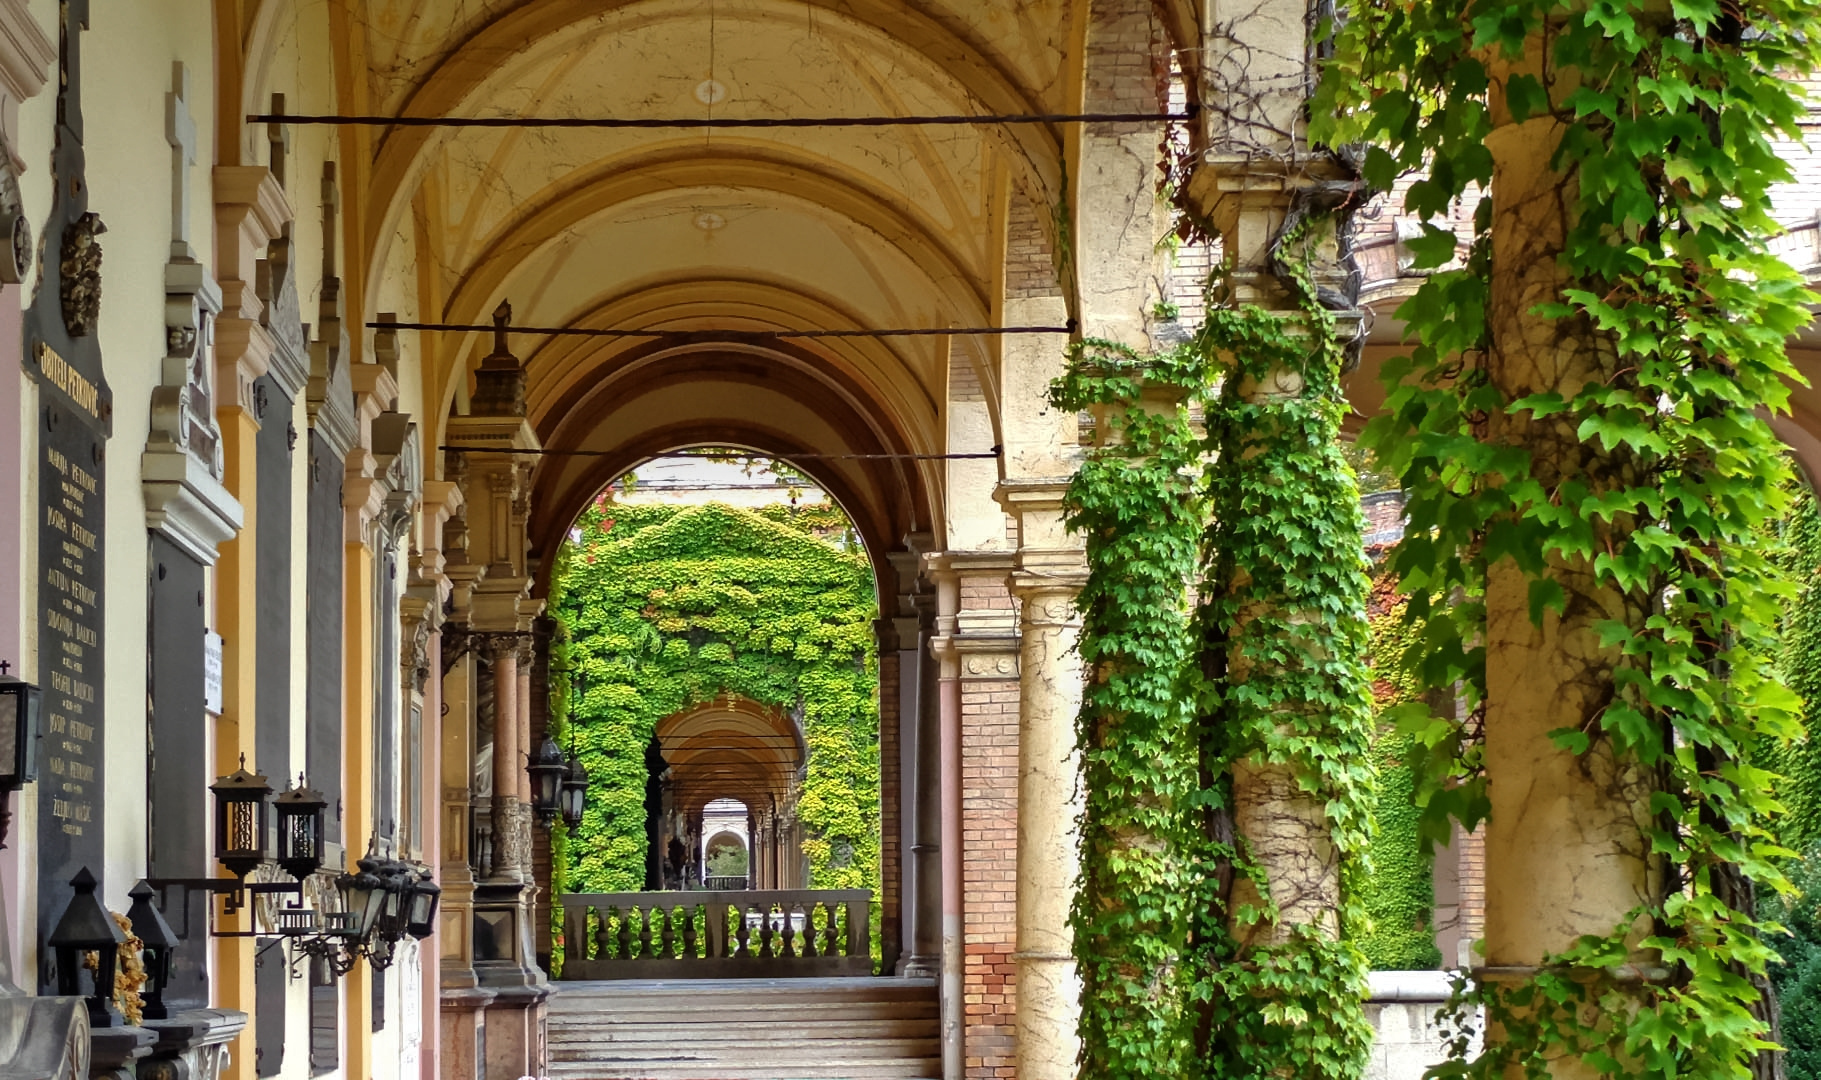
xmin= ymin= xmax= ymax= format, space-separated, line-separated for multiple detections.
xmin=203 ymin=631 xmax=223 ymax=715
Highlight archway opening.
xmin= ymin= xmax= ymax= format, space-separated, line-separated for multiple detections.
xmin=547 ymin=448 xmax=885 ymax=963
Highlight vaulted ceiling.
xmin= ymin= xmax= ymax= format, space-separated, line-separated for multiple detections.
xmin=236 ymin=0 xmax=1183 ymax=566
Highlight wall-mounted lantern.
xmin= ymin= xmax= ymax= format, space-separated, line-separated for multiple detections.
xmin=0 ymin=661 xmax=39 ymax=791
xmin=560 ymin=754 xmax=588 ymax=832
xmin=527 ymin=735 xmax=568 ymax=826
xmin=125 ymin=879 xmax=178 ymax=1021
xmin=210 ymin=756 xmax=272 ymax=881
xmin=274 ymin=776 xmax=327 ymax=881
xmin=48 ymin=867 xmax=125 ymax=1028
xmin=404 ymin=868 xmax=441 ymax=940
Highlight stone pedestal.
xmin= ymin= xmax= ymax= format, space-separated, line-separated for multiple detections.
xmin=88 ymin=1025 xmax=156 ymax=1080
xmin=137 ymin=1008 xmax=246 ymax=1080
xmin=438 ymin=987 xmax=494 ymax=1080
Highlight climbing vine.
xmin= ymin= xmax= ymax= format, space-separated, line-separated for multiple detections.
xmin=1058 ymin=225 xmax=1379 ymax=1076
xmin=1192 ymin=257 xmax=1377 ymax=1080
xmin=1316 ymin=0 xmax=1821 ymax=1076
xmin=1359 ymin=571 xmax=1444 ymax=972
xmin=551 ymin=498 xmax=881 ymax=900
xmin=1055 ymin=340 xmax=1206 ymax=1080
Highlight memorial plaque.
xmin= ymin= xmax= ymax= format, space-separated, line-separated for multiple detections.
xmin=23 ymin=0 xmax=111 ymax=994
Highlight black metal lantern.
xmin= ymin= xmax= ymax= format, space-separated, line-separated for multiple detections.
xmin=527 ymin=735 xmax=567 ymax=825
xmin=335 ymin=860 xmax=388 ymax=946
xmin=274 ymin=776 xmax=327 ymax=881
xmin=48 ymin=867 xmax=124 ymax=1028
xmin=125 ymin=879 xmax=178 ymax=1021
xmin=210 ymin=756 xmax=272 ymax=881
xmin=375 ymin=859 xmax=413 ymax=942
xmin=559 ymin=753 xmax=588 ymax=832
xmin=405 ymin=867 xmax=441 ymax=940
xmin=0 ymin=663 xmax=40 ymax=790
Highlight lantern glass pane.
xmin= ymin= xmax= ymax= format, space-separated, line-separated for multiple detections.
xmin=0 ymin=687 xmax=15 ymax=786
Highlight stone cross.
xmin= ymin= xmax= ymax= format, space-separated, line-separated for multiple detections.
xmin=166 ymin=62 xmax=196 ymax=259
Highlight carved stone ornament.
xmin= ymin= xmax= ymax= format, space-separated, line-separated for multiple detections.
xmin=962 ymin=653 xmax=1020 ymax=678
xmin=405 ymin=616 xmax=432 ymax=693
xmin=0 ymin=152 xmax=30 ymax=285
xmin=58 ymin=210 xmax=104 ymax=336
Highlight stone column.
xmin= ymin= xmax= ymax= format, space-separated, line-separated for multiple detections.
xmin=898 ymin=548 xmax=942 ymax=979
xmin=1480 ymin=50 xmax=1656 ymax=1027
xmin=516 ymin=650 xmax=534 ymax=805
xmin=491 ymin=642 xmax=521 ymax=882
xmin=998 ymin=487 xmax=1088 ymax=1080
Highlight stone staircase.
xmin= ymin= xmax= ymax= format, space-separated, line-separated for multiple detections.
xmin=546 ymin=977 xmax=941 ymax=1080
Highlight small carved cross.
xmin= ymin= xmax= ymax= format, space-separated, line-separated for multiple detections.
xmin=166 ymin=62 xmax=197 ymax=259
xmin=0 ymin=659 xmax=10 ymax=676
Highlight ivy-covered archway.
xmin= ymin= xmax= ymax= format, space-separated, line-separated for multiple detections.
xmin=548 ymin=494 xmax=882 ymax=899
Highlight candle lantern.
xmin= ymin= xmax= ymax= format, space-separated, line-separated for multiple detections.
xmin=125 ymin=879 xmax=178 ymax=1021
xmin=274 ymin=776 xmax=327 ymax=881
xmin=47 ymin=867 xmax=125 ymax=1028
xmin=209 ymin=756 xmax=272 ymax=880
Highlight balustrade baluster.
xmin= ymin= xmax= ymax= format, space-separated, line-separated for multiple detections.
xmin=846 ymin=896 xmax=868 ymax=958
xmin=593 ymin=906 xmax=612 ymax=960
xmin=802 ymin=904 xmax=819 ymax=958
xmin=824 ymin=902 xmax=839 ymax=956
xmin=683 ymin=903 xmax=699 ymax=959
xmin=781 ymin=904 xmax=796 ymax=957
xmin=566 ymin=904 xmax=584 ymax=963
xmin=638 ymin=906 xmax=654 ymax=957
xmin=734 ymin=903 xmax=752 ymax=958
xmin=617 ymin=905 xmax=633 ymax=959
xmin=758 ymin=903 xmax=775 ymax=957
xmin=659 ymin=905 xmax=675 ymax=958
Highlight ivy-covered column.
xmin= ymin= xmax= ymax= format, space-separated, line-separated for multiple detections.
xmin=1191 ymin=64 xmax=1375 ymax=1076
xmin=1476 ymin=52 xmax=1661 ymax=1060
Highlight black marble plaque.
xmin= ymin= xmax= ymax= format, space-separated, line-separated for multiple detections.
xmin=24 ymin=0 xmax=111 ymax=996
xmin=254 ymin=376 xmax=292 ymax=787
xmin=305 ymin=431 xmax=343 ymax=843
xmin=146 ymin=534 xmax=207 ymax=1009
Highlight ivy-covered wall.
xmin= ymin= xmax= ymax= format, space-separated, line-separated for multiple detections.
xmin=1774 ymin=488 xmax=1821 ymax=1079
xmin=549 ymin=498 xmax=881 ymax=896
xmin=1359 ymin=568 xmax=1443 ymax=971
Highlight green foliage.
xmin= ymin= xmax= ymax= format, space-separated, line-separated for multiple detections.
xmin=1054 ymin=341 xmax=1207 ymax=1080
xmin=1193 ymin=259 xmax=1377 ymax=1080
xmin=1358 ymin=577 xmax=1443 ymax=971
xmin=552 ymin=499 xmax=880 ymax=899
xmin=1055 ymin=234 xmax=1377 ymax=1077
xmin=1316 ymin=0 xmax=1821 ymax=1076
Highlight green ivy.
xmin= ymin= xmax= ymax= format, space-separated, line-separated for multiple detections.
xmin=1359 ymin=573 xmax=1444 ymax=972
xmin=1316 ymin=0 xmax=1820 ymax=1076
xmin=551 ymin=500 xmax=881 ymax=902
xmin=1054 ymin=340 xmax=1206 ymax=1080
xmin=1192 ymin=260 xmax=1377 ymax=1080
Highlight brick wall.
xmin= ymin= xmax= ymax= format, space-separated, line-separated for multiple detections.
xmin=961 ymin=671 xmax=1020 ymax=1080
xmin=1006 ymin=194 xmax=1061 ymax=301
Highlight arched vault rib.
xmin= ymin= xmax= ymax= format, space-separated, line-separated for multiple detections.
xmin=433 ymin=148 xmax=993 ymax=339
xmin=360 ymin=0 xmax=1066 ymax=277
xmin=525 ymin=344 xmax=937 ymax=600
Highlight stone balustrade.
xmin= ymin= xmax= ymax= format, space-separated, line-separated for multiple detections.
xmin=558 ymin=889 xmax=872 ymax=980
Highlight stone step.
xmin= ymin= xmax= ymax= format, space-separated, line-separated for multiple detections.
xmin=551 ymin=1038 xmax=940 ymax=1061
xmin=544 ymin=977 xmax=940 ymax=1080
xmin=551 ymin=1001 xmax=938 ymax=1024
xmin=545 ymin=1065 xmax=938 ymax=1080
xmin=550 ymin=1018 xmax=940 ymax=1042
